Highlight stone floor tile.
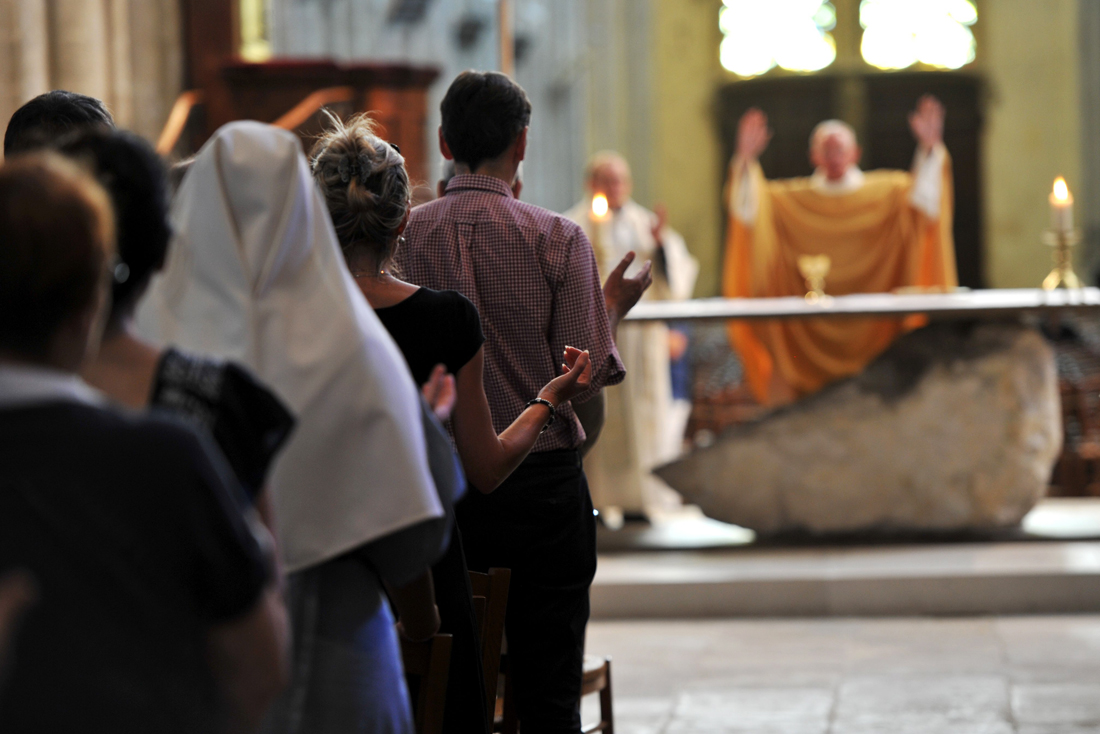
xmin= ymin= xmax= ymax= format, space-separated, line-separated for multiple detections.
xmin=998 ymin=616 xmax=1100 ymax=677
xmin=1012 ymin=682 xmax=1100 ymax=725
xmin=663 ymin=688 xmax=833 ymax=734
xmin=832 ymin=722 xmax=1014 ymax=734
xmin=582 ymin=696 xmax=673 ymax=734
xmin=830 ymin=674 xmax=1012 ymax=733
xmin=587 ymin=616 xmax=1100 ymax=734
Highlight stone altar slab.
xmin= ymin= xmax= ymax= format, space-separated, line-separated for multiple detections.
xmin=625 ymin=287 xmax=1100 ymax=322
xmin=655 ymin=322 xmax=1063 ymax=534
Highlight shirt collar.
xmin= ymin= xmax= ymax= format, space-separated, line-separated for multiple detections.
xmin=0 ymin=362 xmax=104 ymax=408
xmin=445 ymin=173 xmax=515 ymax=199
xmin=810 ymin=165 xmax=865 ymax=195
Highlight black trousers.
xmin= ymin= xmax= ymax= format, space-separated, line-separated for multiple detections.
xmin=431 ymin=515 xmax=490 ymax=734
xmin=456 ymin=450 xmax=596 ymax=734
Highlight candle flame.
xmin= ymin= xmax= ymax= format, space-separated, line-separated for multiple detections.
xmin=1053 ymin=177 xmax=1070 ymax=202
xmin=591 ymin=193 xmax=609 ymax=218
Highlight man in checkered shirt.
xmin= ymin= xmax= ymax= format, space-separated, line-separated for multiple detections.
xmin=397 ymin=70 xmax=651 ymax=733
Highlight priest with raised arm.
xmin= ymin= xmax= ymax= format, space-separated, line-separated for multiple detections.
xmin=724 ymin=95 xmax=957 ymax=406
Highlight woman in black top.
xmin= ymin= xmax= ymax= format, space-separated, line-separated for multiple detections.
xmin=311 ymin=114 xmax=594 ymax=734
xmin=56 ymin=130 xmax=294 ymax=504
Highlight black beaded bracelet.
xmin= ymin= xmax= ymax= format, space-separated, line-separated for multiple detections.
xmin=525 ymin=397 xmax=556 ymax=432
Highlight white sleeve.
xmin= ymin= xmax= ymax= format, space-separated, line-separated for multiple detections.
xmin=658 ymin=227 xmax=699 ymax=300
xmin=909 ymin=143 xmax=946 ymax=219
xmin=732 ymin=161 xmax=758 ymax=225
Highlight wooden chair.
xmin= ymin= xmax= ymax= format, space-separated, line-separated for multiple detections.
xmin=493 ymin=652 xmax=614 ymax=734
xmin=581 ymin=655 xmax=614 ymax=734
xmin=401 ymin=633 xmax=453 ymax=734
xmin=469 ymin=568 xmax=511 ymax=731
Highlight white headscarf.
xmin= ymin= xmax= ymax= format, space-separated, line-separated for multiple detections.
xmin=135 ymin=121 xmax=442 ymax=573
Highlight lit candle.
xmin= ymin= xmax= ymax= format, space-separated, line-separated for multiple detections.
xmin=591 ymin=193 xmax=609 ymax=219
xmin=1050 ymin=177 xmax=1074 ymax=233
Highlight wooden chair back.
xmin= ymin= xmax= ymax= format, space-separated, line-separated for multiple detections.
xmin=581 ymin=655 xmax=614 ymax=734
xmin=469 ymin=567 xmax=511 ymax=732
xmin=401 ymin=633 xmax=453 ymax=734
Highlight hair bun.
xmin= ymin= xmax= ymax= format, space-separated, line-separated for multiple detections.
xmin=310 ymin=111 xmax=411 ymax=272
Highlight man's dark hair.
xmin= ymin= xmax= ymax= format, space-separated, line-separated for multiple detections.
xmin=4 ymin=90 xmax=114 ymax=157
xmin=0 ymin=154 xmax=113 ymax=359
xmin=440 ymin=71 xmax=532 ymax=172
xmin=57 ymin=130 xmax=171 ymax=327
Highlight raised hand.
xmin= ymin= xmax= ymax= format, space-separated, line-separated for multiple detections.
xmin=539 ymin=347 xmax=593 ymax=406
xmin=603 ymin=251 xmax=654 ymax=320
xmin=737 ymin=107 xmax=772 ymax=161
xmin=421 ymin=363 xmax=456 ymax=423
xmin=909 ymin=94 xmax=945 ymax=152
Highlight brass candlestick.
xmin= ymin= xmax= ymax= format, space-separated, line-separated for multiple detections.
xmin=798 ymin=254 xmax=832 ymax=302
xmin=1041 ymin=228 xmax=1082 ymax=290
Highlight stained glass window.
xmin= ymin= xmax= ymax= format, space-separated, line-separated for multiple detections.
xmin=719 ymin=0 xmax=837 ymax=78
xmin=860 ymin=0 xmax=977 ymax=70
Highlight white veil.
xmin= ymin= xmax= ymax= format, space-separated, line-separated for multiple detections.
xmin=135 ymin=121 xmax=442 ymax=573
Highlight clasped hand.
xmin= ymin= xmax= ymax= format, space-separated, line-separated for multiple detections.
xmin=539 ymin=347 xmax=593 ymax=407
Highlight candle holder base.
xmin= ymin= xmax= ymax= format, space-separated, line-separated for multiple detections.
xmin=1041 ymin=229 xmax=1082 ymax=291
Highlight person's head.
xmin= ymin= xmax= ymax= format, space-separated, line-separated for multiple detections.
xmin=0 ymin=154 xmax=115 ymax=370
xmin=3 ymin=91 xmax=114 ymax=158
xmin=311 ymin=112 xmax=411 ymax=275
xmin=809 ymin=120 xmax=860 ymax=182
xmin=439 ymin=71 xmax=532 ymax=176
xmin=586 ymin=151 xmax=632 ymax=210
xmin=57 ymin=129 xmax=171 ymax=331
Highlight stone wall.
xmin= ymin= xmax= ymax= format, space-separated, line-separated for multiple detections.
xmin=0 ymin=0 xmax=182 ymax=147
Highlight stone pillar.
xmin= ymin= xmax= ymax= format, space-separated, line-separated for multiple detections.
xmin=126 ymin=0 xmax=182 ymax=140
xmin=1078 ymin=0 xmax=1100 ymax=280
xmin=584 ymin=0 xmax=653 ymax=207
xmin=48 ymin=0 xmax=111 ymax=102
xmin=106 ymin=0 xmax=134 ymax=127
xmin=0 ymin=0 xmax=181 ymax=146
xmin=0 ymin=0 xmax=50 ymax=149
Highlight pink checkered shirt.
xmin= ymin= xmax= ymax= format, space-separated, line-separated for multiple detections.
xmin=397 ymin=173 xmax=625 ymax=452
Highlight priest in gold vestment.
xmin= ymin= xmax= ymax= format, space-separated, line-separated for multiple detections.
xmin=723 ymin=96 xmax=957 ymax=406
xmin=567 ymin=152 xmax=698 ymax=520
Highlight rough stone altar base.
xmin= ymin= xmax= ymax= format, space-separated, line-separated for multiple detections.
xmin=657 ymin=322 xmax=1063 ymax=534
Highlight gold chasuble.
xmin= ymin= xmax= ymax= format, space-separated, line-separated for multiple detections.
xmin=722 ymin=156 xmax=956 ymax=405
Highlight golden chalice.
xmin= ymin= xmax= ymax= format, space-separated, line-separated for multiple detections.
xmin=797 ymin=254 xmax=832 ymax=302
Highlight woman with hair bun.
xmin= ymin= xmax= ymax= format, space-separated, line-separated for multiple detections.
xmin=311 ymin=113 xmax=593 ymax=734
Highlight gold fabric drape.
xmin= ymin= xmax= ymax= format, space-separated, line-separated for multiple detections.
xmin=722 ymin=156 xmax=957 ymax=405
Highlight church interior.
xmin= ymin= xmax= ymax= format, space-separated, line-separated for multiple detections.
xmin=3 ymin=1 xmax=1100 ymax=732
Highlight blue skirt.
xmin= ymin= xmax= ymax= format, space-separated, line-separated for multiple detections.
xmin=263 ymin=555 xmax=414 ymax=734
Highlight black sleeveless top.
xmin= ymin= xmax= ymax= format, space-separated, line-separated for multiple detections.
xmin=374 ymin=287 xmax=485 ymax=385
xmin=150 ymin=348 xmax=294 ymax=499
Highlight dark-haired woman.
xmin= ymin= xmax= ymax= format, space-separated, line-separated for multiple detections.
xmin=310 ymin=113 xmax=593 ymax=734
xmin=59 ymin=130 xmax=295 ymax=507
xmin=55 ymin=131 xmax=295 ymax=731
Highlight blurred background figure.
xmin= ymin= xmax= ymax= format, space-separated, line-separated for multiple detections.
xmin=566 ymin=151 xmax=698 ymax=524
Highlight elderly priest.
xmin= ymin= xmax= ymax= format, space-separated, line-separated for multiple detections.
xmin=567 ymin=151 xmax=698 ymax=519
xmin=723 ymin=95 xmax=956 ymax=406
